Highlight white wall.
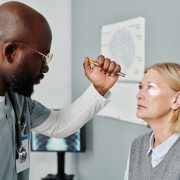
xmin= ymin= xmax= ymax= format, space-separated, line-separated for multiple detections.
xmin=0 ymin=0 xmax=72 ymax=179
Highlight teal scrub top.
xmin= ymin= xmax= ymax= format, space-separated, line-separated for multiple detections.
xmin=0 ymin=89 xmax=51 ymax=180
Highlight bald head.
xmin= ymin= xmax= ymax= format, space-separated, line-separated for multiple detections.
xmin=0 ymin=1 xmax=52 ymax=45
xmin=0 ymin=1 xmax=52 ymax=96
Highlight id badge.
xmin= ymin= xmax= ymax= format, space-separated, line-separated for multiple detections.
xmin=16 ymin=134 xmax=30 ymax=173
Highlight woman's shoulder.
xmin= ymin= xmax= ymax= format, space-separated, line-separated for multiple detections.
xmin=129 ymin=131 xmax=153 ymax=153
xmin=132 ymin=131 xmax=152 ymax=145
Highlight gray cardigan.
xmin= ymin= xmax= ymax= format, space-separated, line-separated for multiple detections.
xmin=129 ymin=132 xmax=180 ymax=180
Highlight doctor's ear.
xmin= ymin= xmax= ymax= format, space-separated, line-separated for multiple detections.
xmin=171 ymin=92 xmax=180 ymax=110
xmin=4 ymin=43 xmax=17 ymax=63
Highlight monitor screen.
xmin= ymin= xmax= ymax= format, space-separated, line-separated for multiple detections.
xmin=31 ymin=111 xmax=86 ymax=153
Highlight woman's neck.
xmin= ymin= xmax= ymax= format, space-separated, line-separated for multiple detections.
xmin=152 ymin=124 xmax=174 ymax=148
xmin=147 ymin=112 xmax=175 ymax=148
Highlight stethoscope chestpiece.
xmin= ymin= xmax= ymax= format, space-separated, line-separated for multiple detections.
xmin=16 ymin=146 xmax=27 ymax=160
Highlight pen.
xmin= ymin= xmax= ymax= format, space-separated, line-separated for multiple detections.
xmin=89 ymin=60 xmax=126 ymax=77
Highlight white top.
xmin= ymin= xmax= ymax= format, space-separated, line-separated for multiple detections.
xmin=32 ymin=84 xmax=112 ymax=138
xmin=1 ymin=84 xmax=112 ymax=138
xmin=124 ymin=132 xmax=180 ymax=180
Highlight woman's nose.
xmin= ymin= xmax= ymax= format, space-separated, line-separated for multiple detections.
xmin=136 ymin=90 xmax=145 ymax=100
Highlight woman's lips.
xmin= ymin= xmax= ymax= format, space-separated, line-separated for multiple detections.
xmin=137 ymin=104 xmax=146 ymax=109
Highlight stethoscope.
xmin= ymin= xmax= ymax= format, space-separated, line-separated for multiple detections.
xmin=7 ymin=89 xmax=27 ymax=160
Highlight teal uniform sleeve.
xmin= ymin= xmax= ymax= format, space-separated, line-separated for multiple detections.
xmin=11 ymin=90 xmax=51 ymax=129
xmin=28 ymin=98 xmax=51 ymax=129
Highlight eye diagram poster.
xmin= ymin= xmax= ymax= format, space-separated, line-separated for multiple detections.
xmin=97 ymin=17 xmax=146 ymax=125
xmin=101 ymin=17 xmax=145 ymax=82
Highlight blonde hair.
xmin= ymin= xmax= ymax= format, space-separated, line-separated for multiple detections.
xmin=145 ymin=63 xmax=180 ymax=133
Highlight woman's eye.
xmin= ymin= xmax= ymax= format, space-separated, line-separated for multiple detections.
xmin=149 ymin=85 xmax=154 ymax=89
xmin=139 ymin=85 xmax=142 ymax=89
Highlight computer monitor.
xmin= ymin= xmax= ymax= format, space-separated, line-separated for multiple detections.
xmin=31 ymin=126 xmax=86 ymax=153
xmin=31 ymin=109 xmax=86 ymax=180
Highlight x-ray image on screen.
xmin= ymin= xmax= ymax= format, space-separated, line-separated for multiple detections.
xmin=31 ymin=130 xmax=81 ymax=152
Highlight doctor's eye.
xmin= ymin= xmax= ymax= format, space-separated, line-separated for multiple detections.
xmin=42 ymin=56 xmax=46 ymax=61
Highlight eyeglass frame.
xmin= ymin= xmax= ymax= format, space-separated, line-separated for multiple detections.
xmin=15 ymin=42 xmax=53 ymax=67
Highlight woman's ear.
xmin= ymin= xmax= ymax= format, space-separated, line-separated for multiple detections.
xmin=4 ymin=43 xmax=16 ymax=63
xmin=171 ymin=92 xmax=180 ymax=110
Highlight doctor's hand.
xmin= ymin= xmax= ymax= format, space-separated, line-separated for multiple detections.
xmin=83 ymin=55 xmax=121 ymax=96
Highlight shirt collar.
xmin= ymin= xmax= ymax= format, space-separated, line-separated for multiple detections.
xmin=147 ymin=132 xmax=154 ymax=155
xmin=0 ymin=96 xmax=5 ymax=103
xmin=147 ymin=132 xmax=180 ymax=158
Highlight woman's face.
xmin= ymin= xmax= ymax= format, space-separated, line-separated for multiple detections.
xmin=136 ymin=69 xmax=176 ymax=123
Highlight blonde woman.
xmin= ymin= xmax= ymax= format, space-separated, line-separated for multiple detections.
xmin=124 ymin=63 xmax=180 ymax=180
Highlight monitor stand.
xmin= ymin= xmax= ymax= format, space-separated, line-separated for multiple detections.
xmin=42 ymin=152 xmax=74 ymax=180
